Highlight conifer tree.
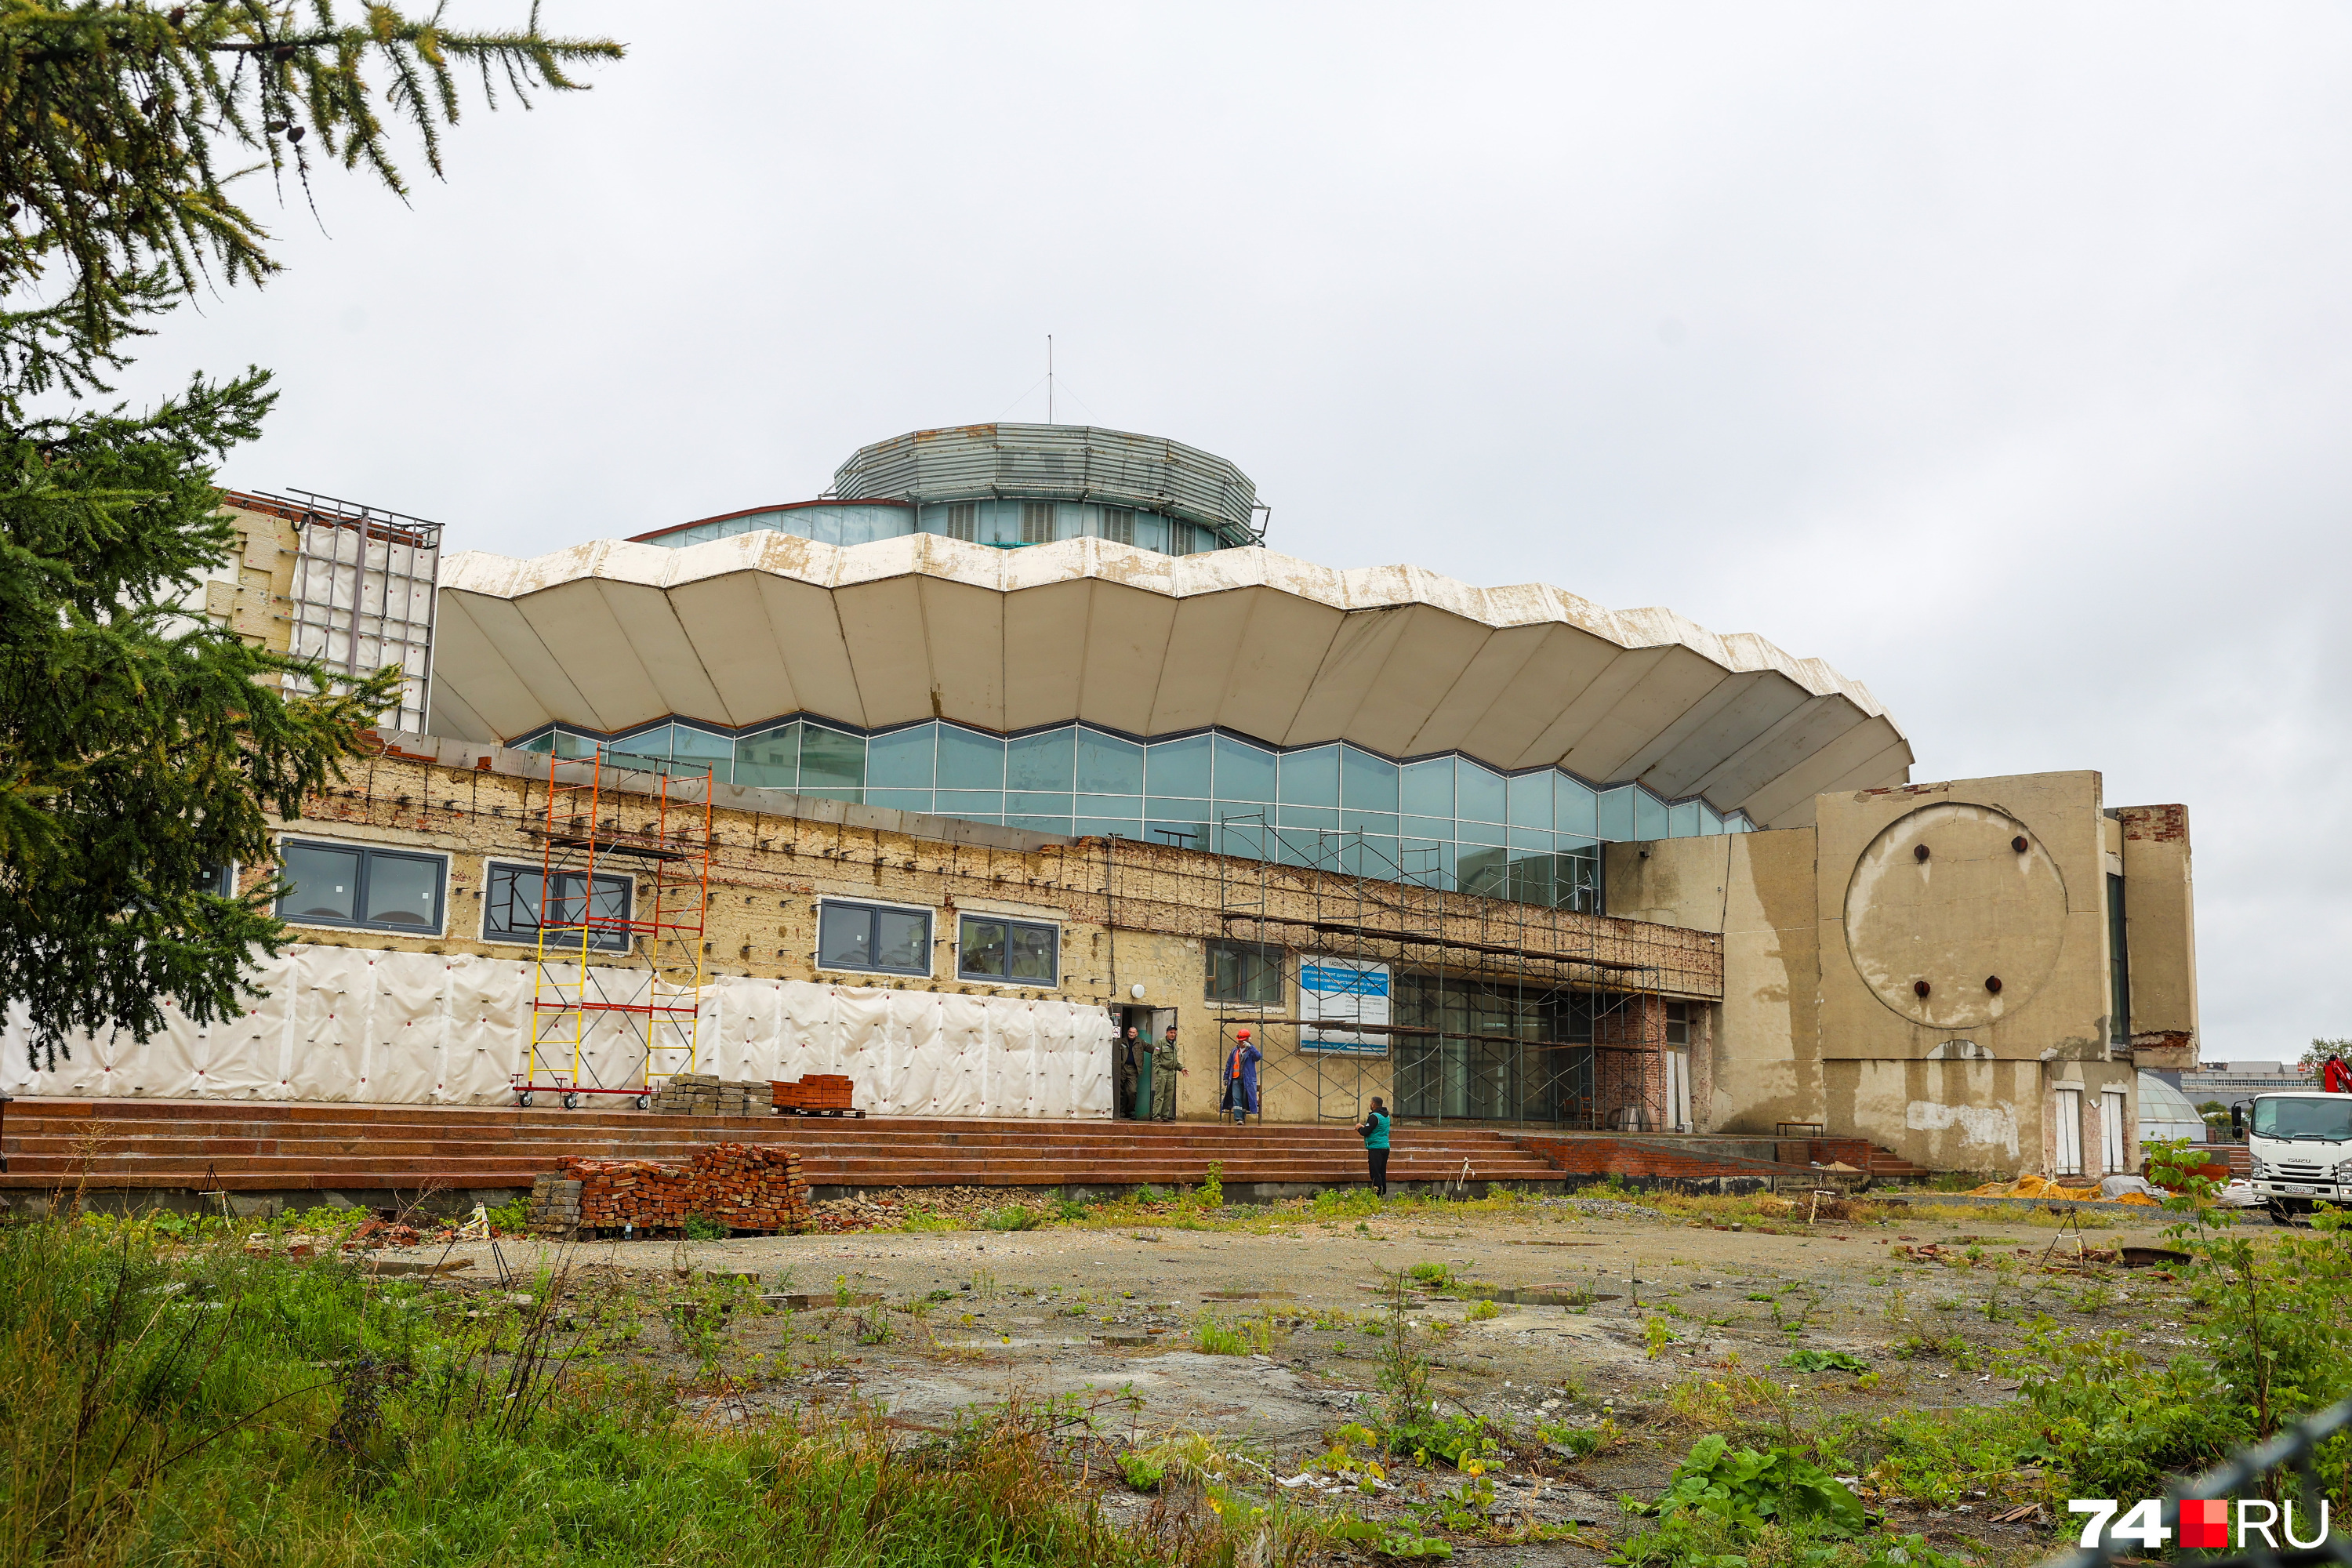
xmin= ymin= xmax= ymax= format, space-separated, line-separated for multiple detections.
xmin=0 ymin=3 xmax=622 ymax=1067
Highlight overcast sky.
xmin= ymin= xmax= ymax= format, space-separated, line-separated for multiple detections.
xmin=109 ymin=5 xmax=2352 ymax=1055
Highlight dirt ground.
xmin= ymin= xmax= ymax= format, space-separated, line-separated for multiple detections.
xmin=368 ymin=1193 xmax=2194 ymax=1567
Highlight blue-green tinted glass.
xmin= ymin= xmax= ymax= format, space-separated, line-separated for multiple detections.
xmin=1555 ymin=833 xmax=1599 ymax=858
xmin=1398 ymin=838 xmax=1453 ymax=887
xmin=868 ymin=788 xmax=933 ymax=814
xmin=1007 ymin=728 xmax=1076 ymax=790
xmin=1006 ymin=790 xmax=1075 ymax=817
xmin=1279 ymin=746 xmax=1340 ymax=808
xmin=1145 ymin=819 xmax=1209 ymax=850
xmin=1553 ymin=775 xmax=1598 ymax=837
xmin=1458 ymin=845 xmax=1508 ymax=898
xmin=1726 ymin=814 xmax=1751 ymax=834
xmin=1507 ymin=851 xmax=1556 ymax=908
xmin=515 ymin=733 xmax=554 ymax=754
xmin=1340 ymin=746 xmax=1400 ymax=811
xmin=799 ymin=725 xmax=866 ymax=792
xmin=1635 ymin=789 xmax=1668 ymax=840
xmin=1005 ymin=815 xmax=1073 ymax=836
xmin=1698 ymin=802 xmax=1725 ymax=836
xmin=553 ymin=730 xmax=596 ymax=759
xmin=1076 ymin=817 xmax=1142 ymax=840
xmin=1354 ymin=837 xmax=1402 ymax=879
xmin=1507 ymin=771 xmax=1552 ymax=829
xmin=1400 ymin=758 xmax=1453 ymax=818
xmin=1509 ymin=828 xmax=1552 ymax=852
xmin=867 ymin=724 xmax=936 ymax=789
xmin=671 ymin=726 xmax=732 ymax=762
xmin=1076 ymin=793 xmax=1142 ymax=819
xmin=1216 ymin=821 xmax=1271 ymax=859
xmin=1278 ymin=804 xmax=1339 ymax=832
xmin=1596 ymin=786 xmax=1636 ymax=840
xmin=1341 ymin=810 xmax=1399 ymax=837
xmin=1401 ymin=814 xmax=1453 ymax=842
xmin=1213 ymin=735 xmax=1276 ymax=801
xmin=611 ymin=724 xmax=673 ymax=762
xmin=1075 ymin=729 xmax=1144 ymax=794
xmin=937 ymin=725 xmax=1006 ymax=790
xmin=1147 ymin=795 xmax=1210 ymax=822
xmin=1145 ymin=735 xmax=1211 ymax=797
xmin=1667 ymin=800 xmax=1700 ymax=837
xmin=935 ymin=789 xmax=1005 ymax=821
xmin=1457 ymin=818 xmax=1506 ymax=848
xmin=1457 ymin=760 xmax=1505 ymax=823
xmin=735 ymin=723 xmax=798 ymax=789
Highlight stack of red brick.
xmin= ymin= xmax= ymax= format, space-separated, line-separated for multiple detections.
xmin=771 ymin=1074 xmax=855 ymax=1112
xmin=551 ymin=1142 xmax=811 ymax=1236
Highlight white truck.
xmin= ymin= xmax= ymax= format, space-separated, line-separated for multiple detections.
xmin=2239 ymin=1090 xmax=2352 ymax=1225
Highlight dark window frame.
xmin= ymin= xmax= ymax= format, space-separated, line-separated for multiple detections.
xmin=198 ymin=861 xmax=238 ymax=898
xmin=1207 ymin=938 xmax=1286 ymax=1005
xmin=481 ymin=858 xmax=635 ymax=953
xmin=1664 ymin=1000 xmax=1691 ymax=1048
xmin=274 ymin=838 xmax=448 ymax=936
xmin=817 ymin=898 xmax=935 ymax=978
xmin=956 ymin=913 xmax=1061 ymax=987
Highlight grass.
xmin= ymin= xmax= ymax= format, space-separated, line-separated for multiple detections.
xmin=0 ymin=1216 xmax=1261 ymax=1567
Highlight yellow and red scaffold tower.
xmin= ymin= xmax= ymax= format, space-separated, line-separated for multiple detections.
xmin=512 ymin=745 xmax=712 ymax=1109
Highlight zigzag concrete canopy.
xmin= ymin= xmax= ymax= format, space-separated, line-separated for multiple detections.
xmin=430 ymin=533 xmax=1911 ymax=829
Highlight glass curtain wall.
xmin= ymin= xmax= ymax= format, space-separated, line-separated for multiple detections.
xmin=516 ymin=719 xmax=1750 ymax=912
xmin=1391 ymin=978 xmax=1602 ymax=1123
xmin=636 ymin=499 xmax=1225 ymax=556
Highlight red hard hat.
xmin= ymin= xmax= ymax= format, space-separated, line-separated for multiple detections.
xmin=1236 ymin=1028 xmax=1250 ymax=1040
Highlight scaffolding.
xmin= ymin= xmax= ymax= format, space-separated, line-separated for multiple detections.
xmin=514 ymin=746 xmax=712 ymax=1108
xmin=270 ymin=488 xmax=441 ymax=734
xmin=1203 ymin=812 xmax=1680 ymax=1131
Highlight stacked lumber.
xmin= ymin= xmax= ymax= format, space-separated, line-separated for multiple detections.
xmin=771 ymin=1074 xmax=855 ymax=1112
xmin=646 ymin=1073 xmax=770 ymax=1117
xmin=543 ymin=1144 xmax=810 ymax=1236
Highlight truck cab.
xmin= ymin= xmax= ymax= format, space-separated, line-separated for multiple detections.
xmin=2245 ymin=1091 xmax=2352 ymax=1224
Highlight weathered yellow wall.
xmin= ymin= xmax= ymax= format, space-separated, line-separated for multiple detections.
xmin=2118 ymin=804 xmax=2198 ymax=1069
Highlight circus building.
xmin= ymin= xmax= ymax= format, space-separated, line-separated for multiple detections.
xmin=4 ymin=424 xmax=2200 ymax=1183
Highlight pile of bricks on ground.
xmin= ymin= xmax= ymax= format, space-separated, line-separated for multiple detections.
xmin=771 ymin=1073 xmax=855 ymax=1113
xmin=528 ymin=1143 xmax=811 ymax=1238
xmin=646 ymin=1073 xmax=771 ymax=1117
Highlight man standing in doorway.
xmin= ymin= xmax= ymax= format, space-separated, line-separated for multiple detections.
xmin=1357 ymin=1096 xmax=1391 ymax=1196
xmin=1152 ymin=1022 xmax=1186 ymax=1121
xmin=1221 ymin=1028 xmax=1261 ymax=1126
xmin=1118 ymin=1023 xmax=1143 ymax=1119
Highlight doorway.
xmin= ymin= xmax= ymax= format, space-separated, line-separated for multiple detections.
xmin=1112 ymin=1007 xmax=1181 ymax=1119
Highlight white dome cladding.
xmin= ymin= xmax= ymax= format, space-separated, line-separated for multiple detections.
xmin=430 ymin=531 xmax=1910 ymax=829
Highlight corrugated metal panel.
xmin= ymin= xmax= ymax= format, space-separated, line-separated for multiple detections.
xmin=833 ymin=424 xmax=1259 ymax=544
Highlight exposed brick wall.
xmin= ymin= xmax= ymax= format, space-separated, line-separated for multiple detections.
xmin=2118 ymin=804 xmax=2188 ymax=844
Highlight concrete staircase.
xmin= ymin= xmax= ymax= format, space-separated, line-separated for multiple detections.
xmin=0 ymin=1098 xmax=1565 ymax=1200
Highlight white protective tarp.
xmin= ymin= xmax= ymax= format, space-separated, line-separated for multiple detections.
xmin=1 ymin=946 xmax=1114 ymax=1118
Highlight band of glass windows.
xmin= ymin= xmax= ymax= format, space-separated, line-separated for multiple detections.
xmin=513 ymin=720 xmax=1751 ymax=912
xmin=637 ymin=499 xmax=1225 ymax=556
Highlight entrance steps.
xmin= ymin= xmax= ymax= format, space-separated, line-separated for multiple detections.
xmin=0 ymin=1100 xmax=1914 ymax=1202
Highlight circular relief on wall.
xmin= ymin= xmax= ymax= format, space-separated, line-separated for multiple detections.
xmin=1843 ymin=802 xmax=2069 ymax=1029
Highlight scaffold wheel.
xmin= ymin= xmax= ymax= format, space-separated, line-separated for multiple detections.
xmin=562 ymin=1091 xmax=579 ymax=1110
xmin=517 ymin=1091 xmax=533 ymax=1108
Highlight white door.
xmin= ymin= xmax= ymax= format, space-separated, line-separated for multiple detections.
xmin=2054 ymin=1088 xmax=2083 ymax=1176
xmin=1665 ymin=1051 xmax=1692 ymax=1131
xmin=2101 ymin=1088 xmax=2129 ymax=1174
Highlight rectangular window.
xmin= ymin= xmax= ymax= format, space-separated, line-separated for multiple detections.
xmin=1020 ymin=502 xmax=1056 ymax=544
xmin=1207 ymin=939 xmax=1285 ymax=1004
xmin=1664 ymin=1000 xmax=1690 ymax=1047
xmin=1102 ymin=506 xmax=1135 ymax=546
xmin=2054 ymin=1087 xmax=2084 ymax=1177
xmin=2107 ymin=872 xmax=2130 ymax=1045
xmin=276 ymin=839 xmax=446 ymax=935
xmin=816 ymin=898 xmax=933 ymax=978
xmin=2100 ymin=1087 xmax=2129 ymax=1175
xmin=959 ymin=914 xmax=1059 ymax=985
xmin=198 ymin=862 xmax=237 ymax=898
xmin=483 ymin=860 xmax=633 ymax=953
xmin=946 ymin=503 xmax=978 ymax=542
